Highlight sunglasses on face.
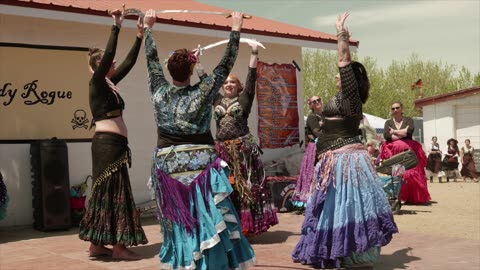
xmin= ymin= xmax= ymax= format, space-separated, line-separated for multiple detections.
xmin=391 ymin=106 xmax=401 ymax=111
xmin=311 ymin=99 xmax=322 ymax=105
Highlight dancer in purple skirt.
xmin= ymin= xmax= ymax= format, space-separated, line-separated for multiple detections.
xmin=292 ymin=12 xmax=398 ymax=269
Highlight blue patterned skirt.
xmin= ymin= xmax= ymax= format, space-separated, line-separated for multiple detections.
xmin=151 ymin=144 xmax=256 ymax=269
xmin=292 ymin=144 xmax=398 ymax=268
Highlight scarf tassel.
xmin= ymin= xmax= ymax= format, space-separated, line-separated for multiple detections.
xmin=155 ymin=158 xmax=222 ymax=234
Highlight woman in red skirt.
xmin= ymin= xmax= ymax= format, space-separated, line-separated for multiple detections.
xmin=380 ymin=102 xmax=431 ymax=204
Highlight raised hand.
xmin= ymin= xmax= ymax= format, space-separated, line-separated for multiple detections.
xmin=247 ymin=40 xmax=258 ymax=52
xmin=247 ymin=39 xmax=259 ymax=68
xmin=336 ymin=12 xmax=352 ymax=39
xmin=231 ymin=11 xmax=244 ymax=32
xmin=110 ymin=5 xmax=125 ymax=26
xmin=336 ymin=11 xmax=352 ymax=66
xmin=144 ymin=9 xmax=156 ymax=29
xmin=336 ymin=12 xmax=349 ymax=32
xmin=137 ymin=17 xmax=144 ymax=38
xmin=191 ymin=44 xmax=201 ymax=59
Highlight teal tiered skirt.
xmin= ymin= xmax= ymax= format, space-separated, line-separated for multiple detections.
xmin=152 ymin=144 xmax=256 ymax=269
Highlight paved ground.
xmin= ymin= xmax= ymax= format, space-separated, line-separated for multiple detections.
xmin=1 ymin=180 xmax=479 ymax=270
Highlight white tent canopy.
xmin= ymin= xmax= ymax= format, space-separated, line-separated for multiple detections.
xmin=364 ymin=113 xmax=386 ymax=131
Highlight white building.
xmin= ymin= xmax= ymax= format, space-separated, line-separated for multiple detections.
xmin=0 ymin=0 xmax=359 ymax=226
xmin=415 ymin=87 xmax=480 ymax=157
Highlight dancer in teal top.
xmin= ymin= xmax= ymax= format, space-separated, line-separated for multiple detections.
xmin=143 ymin=9 xmax=256 ymax=269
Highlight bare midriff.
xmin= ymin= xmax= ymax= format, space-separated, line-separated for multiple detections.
xmin=94 ymin=116 xmax=128 ymax=137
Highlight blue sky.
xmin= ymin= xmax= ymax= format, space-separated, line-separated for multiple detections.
xmin=199 ymin=0 xmax=480 ymax=74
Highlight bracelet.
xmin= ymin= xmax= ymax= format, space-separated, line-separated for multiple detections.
xmin=336 ymin=31 xmax=348 ymax=42
xmin=251 ymin=50 xmax=258 ymax=55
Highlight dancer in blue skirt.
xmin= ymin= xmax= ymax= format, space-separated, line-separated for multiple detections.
xmin=143 ymin=9 xmax=256 ymax=270
xmin=292 ymin=12 xmax=398 ymax=269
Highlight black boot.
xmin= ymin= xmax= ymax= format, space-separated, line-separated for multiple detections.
xmin=447 ymin=177 xmax=450 ymax=182
xmin=439 ymin=177 xmax=442 ymax=183
xmin=430 ymin=176 xmax=433 ymax=183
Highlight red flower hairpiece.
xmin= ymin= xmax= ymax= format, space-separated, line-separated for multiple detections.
xmin=188 ymin=53 xmax=198 ymax=64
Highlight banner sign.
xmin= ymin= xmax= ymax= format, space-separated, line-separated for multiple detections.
xmin=0 ymin=43 xmax=93 ymax=141
xmin=256 ymin=62 xmax=299 ymax=149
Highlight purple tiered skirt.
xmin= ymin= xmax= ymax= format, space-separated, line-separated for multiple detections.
xmin=292 ymin=144 xmax=398 ymax=268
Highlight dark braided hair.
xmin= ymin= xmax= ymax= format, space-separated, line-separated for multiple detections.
xmin=352 ymin=61 xmax=370 ymax=104
xmin=167 ymin=49 xmax=196 ymax=82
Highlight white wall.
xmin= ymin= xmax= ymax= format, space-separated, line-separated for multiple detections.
xmin=422 ymin=94 xmax=480 ymax=154
xmin=455 ymin=104 xmax=480 ymax=147
xmin=0 ymin=14 xmax=305 ymax=226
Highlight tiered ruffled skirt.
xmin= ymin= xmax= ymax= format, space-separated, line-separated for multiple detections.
xmin=152 ymin=144 xmax=256 ymax=269
xmin=216 ymin=135 xmax=278 ymax=235
xmin=292 ymin=144 xmax=398 ymax=268
xmin=381 ymin=139 xmax=431 ymax=204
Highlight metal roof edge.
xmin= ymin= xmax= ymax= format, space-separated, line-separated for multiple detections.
xmin=1 ymin=3 xmax=358 ymax=51
xmin=414 ymin=87 xmax=480 ymax=108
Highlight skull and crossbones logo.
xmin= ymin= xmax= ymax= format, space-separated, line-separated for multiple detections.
xmin=71 ymin=109 xmax=89 ymax=129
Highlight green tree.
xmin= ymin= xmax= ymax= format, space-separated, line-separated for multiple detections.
xmin=302 ymin=49 xmax=337 ymax=114
xmin=301 ymin=50 xmax=480 ymax=119
xmin=474 ymin=73 xmax=480 ymax=86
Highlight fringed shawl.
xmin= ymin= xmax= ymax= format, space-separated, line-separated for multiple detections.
xmin=155 ymin=158 xmax=223 ymax=234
